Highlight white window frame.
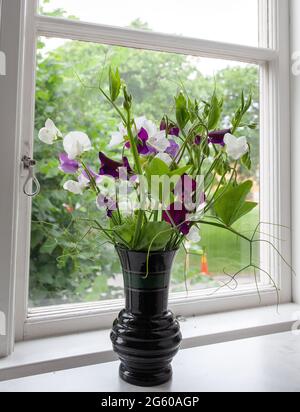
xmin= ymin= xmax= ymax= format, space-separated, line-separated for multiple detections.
xmin=0 ymin=0 xmax=292 ymax=352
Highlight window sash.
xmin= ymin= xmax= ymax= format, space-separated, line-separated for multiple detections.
xmin=10 ymin=0 xmax=291 ymax=342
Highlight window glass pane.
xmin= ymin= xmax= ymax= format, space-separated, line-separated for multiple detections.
xmin=30 ymin=37 xmax=260 ymax=307
xmin=38 ymin=0 xmax=259 ymax=47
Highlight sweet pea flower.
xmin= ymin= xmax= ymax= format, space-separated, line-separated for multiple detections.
xmin=96 ymin=194 xmax=117 ymax=218
xmin=165 ymin=139 xmax=180 ymax=159
xmin=186 ymin=226 xmax=201 ymax=243
xmin=38 ymin=119 xmax=62 ymax=145
xmin=224 ymin=133 xmax=249 ymax=160
xmin=160 ymin=119 xmax=180 ymax=137
xmin=194 ymin=136 xmax=202 ymax=145
xmin=108 ymin=123 xmax=128 ymax=148
xmin=99 ymin=152 xmax=134 ymax=179
xmin=162 ymin=202 xmax=190 ymax=235
xmin=148 ymin=130 xmax=170 ymax=153
xmin=59 ymin=153 xmax=79 ymax=174
xmin=63 ymin=132 xmax=92 ymax=160
xmin=208 ymin=129 xmax=231 ymax=146
xmin=63 ymin=174 xmax=89 ymax=195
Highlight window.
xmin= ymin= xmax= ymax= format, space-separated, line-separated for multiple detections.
xmin=0 ymin=0 xmax=291 ymax=347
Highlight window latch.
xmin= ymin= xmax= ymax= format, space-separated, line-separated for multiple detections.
xmin=22 ymin=156 xmax=40 ymax=198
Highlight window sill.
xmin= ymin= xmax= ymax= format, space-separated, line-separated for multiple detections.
xmin=0 ymin=303 xmax=298 ymax=382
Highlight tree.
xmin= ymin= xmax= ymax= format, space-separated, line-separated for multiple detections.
xmin=31 ymin=31 xmax=259 ymax=306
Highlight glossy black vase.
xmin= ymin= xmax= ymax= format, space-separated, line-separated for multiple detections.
xmin=110 ymin=247 xmax=182 ymax=387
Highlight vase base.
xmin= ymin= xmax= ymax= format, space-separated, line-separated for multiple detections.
xmin=119 ymin=363 xmax=172 ymax=387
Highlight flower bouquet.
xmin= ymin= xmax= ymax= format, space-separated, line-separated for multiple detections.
xmin=38 ymin=67 xmax=258 ymax=386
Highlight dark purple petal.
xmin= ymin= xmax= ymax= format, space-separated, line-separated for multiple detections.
xmin=165 ymin=139 xmax=180 ymax=158
xmin=170 ymin=127 xmax=180 ymax=137
xmin=122 ymin=157 xmax=135 ymax=175
xmin=208 ymin=129 xmax=231 ymax=146
xmin=174 ymin=174 xmax=197 ymax=198
xmin=194 ymin=136 xmax=202 ymax=145
xmin=160 ymin=119 xmax=167 ymax=131
xmin=160 ymin=119 xmax=180 ymax=137
xmin=59 ymin=153 xmax=79 ymax=174
xmin=137 ymin=140 xmax=150 ymax=155
xmin=99 ymin=152 xmax=123 ymax=178
xmin=125 ymin=133 xmax=151 ymax=156
xmin=138 ymin=128 xmax=149 ymax=142
xmin=162 ymin=202 xmax=190 ymax=235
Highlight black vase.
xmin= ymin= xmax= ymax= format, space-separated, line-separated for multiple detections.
xmin=110 ymin=247 xmax=182 ymax=387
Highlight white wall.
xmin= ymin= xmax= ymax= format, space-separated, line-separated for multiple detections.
xmin=291 ymin=0 xmax=300 ymax=303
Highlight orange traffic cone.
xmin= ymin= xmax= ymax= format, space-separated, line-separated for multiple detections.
xmin=201 ymin=252 xmax=209 ymax=276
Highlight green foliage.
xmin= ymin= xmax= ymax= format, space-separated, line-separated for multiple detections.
xmin=135 ymin=222 xmax=175 ymax=252
xmin=109 ymin=67 xmax=121 ymax=102
xmin=30 ymin=25 xmax=260 ymax=306
xmin=207 ymin=93 xmax=222 ymax=130
xmin=214 ymin=181 xmax=258 ymax=227
xmin=175 ymin=92 xmax=190 ymax=130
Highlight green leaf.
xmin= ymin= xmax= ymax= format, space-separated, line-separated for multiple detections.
xmin=208 ymin=93 xmax=221 ymax=130
xmin=40 ymin=238 xmax=58 ymax=255
xmin=175 ymin=92 xmax=190 ymax=130
xmin=109 ymin=67 xmax=121 ymax=102
xmin=145 ymin=158 xmax=170 ymax=179
xmin=135 ymin=222 xmax=174 ymax=252
xmin=168 ymin=165 xmax=192 ymax=177
xmin=113 ymin=221 xmax=136 ymax=248
xmin=214 ymin=180 xmax=257 ymax=227
xmin=241 ymin=150 xmax=252 ymax=170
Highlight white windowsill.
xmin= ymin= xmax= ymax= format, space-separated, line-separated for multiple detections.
xmin=0 ymin=303 xmax=298 ymax=382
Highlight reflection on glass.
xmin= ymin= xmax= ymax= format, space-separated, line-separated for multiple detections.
xmin=39 ymin=0 xmax=259 ymax=47
xmin=30 ymin=37 xmax=260 ymax=307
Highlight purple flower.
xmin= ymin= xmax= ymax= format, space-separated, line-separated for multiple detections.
xmin=59 ymin=153 xmax=79 ymax=174
xmin=96 ymin=194 xmax=117 ymax=218
xmin=170 ymin=127 xmax=180 ymax=137
xmin=194 ymin=136 xmax=202 ymax=145
xmin=99 ymin=152 xmax=134 ymax=179
xmin=174 ymin=174 xmax=197 ymax=198
xmin=160 ymin=119 xmax=180 ymax=137
xmin=208 ymin=129 xmax=231 ymax=146
xmin=126 ymin=128 xmax=152 ymax=155
xmin=82 ymin=167 xmax=102 ymax=184
xmin=162 ymin=202 xmax=190 ymax=235
xmin=99 ymin=153 xmax=123 ymax=178
xmin=165 ymin=139 xmax=180 ymax=158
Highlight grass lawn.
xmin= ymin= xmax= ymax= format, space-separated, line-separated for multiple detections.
xmin=171 ymin=209 xmax=260 ymax=289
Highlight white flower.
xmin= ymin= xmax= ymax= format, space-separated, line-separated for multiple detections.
xmin=224 ymin=133 xmax=249 ymax=161
xmin=186 ymin=226 xmax=201 ymax=243
xmin=108 ymin=123 xmax=128 ymax=148
xmin=155 ymin=152 xmax=173 ymax=166
xmin=148 ymin=131 xmax=170 ymax=153
xmin=134 ymin=116 xmax=147 ymax=132
xmin=63 ymin=131 xmax=92 ymax=160
xmin=188 ymin=202 xmax=206 ymax=222
xmin=63 ymin=173 xmax=90 ymax=195
xmin=38 ymin=119 xmax=62 ymax=145
xmin=63 ymin=180 xmax=85 ymax=195
xmin=97 ymin=175 xmax=117 ymax=197
xmin=108 ymin=131 xmax=124 ymax=148
xmin=140 ymin=119 xmax=157 ymax=138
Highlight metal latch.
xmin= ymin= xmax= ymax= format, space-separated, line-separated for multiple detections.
xmin=22 ymin=156 xmax=40 ymax=198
